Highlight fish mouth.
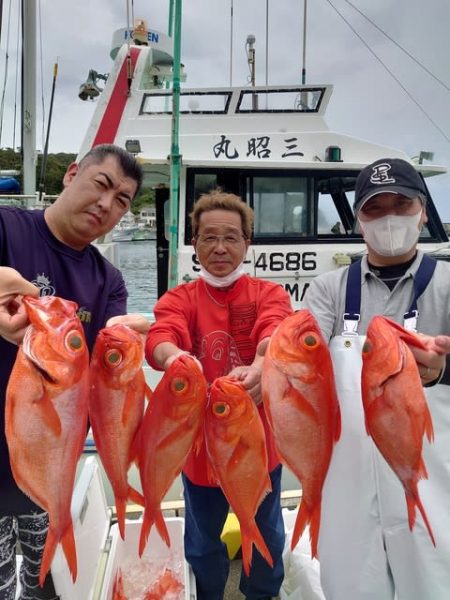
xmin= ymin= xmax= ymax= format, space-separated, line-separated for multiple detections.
xmin=22 ymin=327 xmax=57 ymax=384
xmin=33 ymin=362 xmax=57 ymax=384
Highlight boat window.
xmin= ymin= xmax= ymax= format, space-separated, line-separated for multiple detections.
xmin=141 ymin=91 xmax=231 ymax=114
xmin=249 ymin=176 xmax=310 ymax=238
xmin=318 ymin=194 xmax=346 ymax=235
xmin=237 ymin=87 xmax=325 ymax=113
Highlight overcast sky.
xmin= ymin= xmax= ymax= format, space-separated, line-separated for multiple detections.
xmin=1 ymin=0 xmax=450 ymax=216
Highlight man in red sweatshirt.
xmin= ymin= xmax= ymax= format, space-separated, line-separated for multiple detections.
xmin=146 ymin=189 xmax=292 ymax=600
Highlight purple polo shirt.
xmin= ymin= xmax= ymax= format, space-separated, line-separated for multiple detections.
xmin=0 ymin=207 xmax=128 ymax=513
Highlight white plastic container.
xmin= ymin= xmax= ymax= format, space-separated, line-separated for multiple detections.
xmin=101 ymin=517 xmax=194 ymax=600
xmin=47 ymin=456 xmax=195 ymax=599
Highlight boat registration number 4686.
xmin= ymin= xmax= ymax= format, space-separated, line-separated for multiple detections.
xmin=252 ymin=251 xmax=317 ymax=272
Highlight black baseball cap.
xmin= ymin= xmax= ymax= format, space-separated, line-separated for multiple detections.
xmin=353 ymin=158 xmax=427 ymax=213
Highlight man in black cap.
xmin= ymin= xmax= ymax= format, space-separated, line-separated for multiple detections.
xmin=304 ymin=157 xmax=450 ymax=599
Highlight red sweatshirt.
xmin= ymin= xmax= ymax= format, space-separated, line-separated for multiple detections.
xmin=145 ymin=275 xmax=293 ymax=486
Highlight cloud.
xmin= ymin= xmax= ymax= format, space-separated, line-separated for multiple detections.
xmin=1 ymin=0 xmax=449 ymax=216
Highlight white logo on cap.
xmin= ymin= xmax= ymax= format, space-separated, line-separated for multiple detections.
xmin=370 ymin=163 xmax=395 ymax=185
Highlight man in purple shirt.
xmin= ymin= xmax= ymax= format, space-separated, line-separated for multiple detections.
xmin=0 ymin=144 xmax=149 ymax=599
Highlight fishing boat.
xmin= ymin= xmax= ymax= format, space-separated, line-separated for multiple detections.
xmin=79 ymin=20 xmax=450 ymax=308
xmin=6 ymin=2 xmax=450 ymax=599
xmin=111 ymin=212 xmax=140 ymax=242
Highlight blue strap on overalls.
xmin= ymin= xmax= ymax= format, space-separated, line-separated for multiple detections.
xmin=343 ymin=254 xmax=437 ymax=335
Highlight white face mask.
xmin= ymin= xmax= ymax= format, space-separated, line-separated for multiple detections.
xmin=199 ymin=262 xmax=246 ymax=288
xmin=358 ymin=210 xmax=423 ymax=257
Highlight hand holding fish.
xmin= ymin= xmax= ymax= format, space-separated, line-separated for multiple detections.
xmin=0 ymin=267 xmax=39 ymax=344
xmin=407 ymin=332 xmax=450 ymax=385
xmin=228 ymin=364 xmax=263 ymax=405
xmin=106 ymin=313 xmax=151 ymax=340
xmin=228 ymin=338 xmax=269 ymax=406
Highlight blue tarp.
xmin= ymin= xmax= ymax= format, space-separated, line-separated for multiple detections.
xmin=0 ymin=177 xmax=20 ymax=193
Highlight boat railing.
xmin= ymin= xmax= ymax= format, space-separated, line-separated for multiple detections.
xmin=0 ymin=194 xmax=58 ymax=209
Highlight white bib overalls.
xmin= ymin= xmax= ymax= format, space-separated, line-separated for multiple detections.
xmin=318 ymin=259 xmax=450 ymax=600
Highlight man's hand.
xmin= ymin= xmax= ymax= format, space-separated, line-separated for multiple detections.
xmin=228 ymin=364 xmax=263 ymax=405
xmin=0 ymin=267 xmax=39 ymax=344
xmin=409 ymin=333 xmax=450 ymax=385
xmin=106 ymin=313 xmax=151 ymax=343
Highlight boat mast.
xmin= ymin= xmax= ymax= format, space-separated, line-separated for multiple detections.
xmin=302 ymin=0 xmax=307 ymax=84
xmin=21 ymin=0 xmax=36 ymax=198
xmin=168 ymin=0 xmax=182 ymax=289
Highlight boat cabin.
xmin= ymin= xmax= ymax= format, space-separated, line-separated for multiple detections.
xmin=79 ymin=35 xmax=450 ymax=309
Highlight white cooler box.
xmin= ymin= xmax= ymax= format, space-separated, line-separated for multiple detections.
xmin=47 ymin=456 xmax=196 ymax=600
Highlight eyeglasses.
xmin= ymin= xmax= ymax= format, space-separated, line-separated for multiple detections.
xmin=195 ymin=233 xmax=246 ymax=247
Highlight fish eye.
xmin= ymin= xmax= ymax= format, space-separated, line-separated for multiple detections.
xmin=171 ymin=377 xmax=187 ymax=394
xmin=65 ymin=330 xmax=84 ymax=352
xmin=212 ymin=402 xmax=230 ymax=418
xmin=362 ymin=340 xmax=372 ymax=354
xmin=104 ymin=349 xmax=122 ymax=367
xmin=302 ymin=332 xmax=319 ymax=349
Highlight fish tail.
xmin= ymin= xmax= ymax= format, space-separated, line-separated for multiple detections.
xmin=39 ymin=527 xmax=58 ymax=587
xmin=291 ymin=500 xmax=310 ymax=551
xmin=139 ymin=509 xmax=154 ymax=557
xmin=61 ymin=523 xmax=77 ymax=582
xmin=115 ymin=496 xmax=126 ymax=540
xmin=309 ymin=503 xmax=321 ymax=559
xmin=139 ymin=508 xmax=170 ymax=557
xmin=128 ymin=485 xmax=145 ymax=507
xmin=241 ymin=521 xmax=273 ymax=576
xmin=39 ymin=523 xmax=77 ymax=587
xmin=155 ymin=509 xmax=171 ymax=548
xmin=406 ymin=491 xmax=436 ymax=547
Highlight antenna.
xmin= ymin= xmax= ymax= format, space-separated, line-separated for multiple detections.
xmin=302 ymin=0 xmax=308 ymax=84
xmin=246 ymin=34 xmax=257 ymax=110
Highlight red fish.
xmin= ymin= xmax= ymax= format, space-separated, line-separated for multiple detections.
xmin=143 ymin=568 xmax=183 ymax=599
xmin=361 ymin=315 xmax=435 ymax=545
xmin=5 ymin=295 xmax=89 ymax=585
xmin=112 ymin=568 xmax=127 ymax=600
xmin=89 ymin=324 xmax=150 ymax=539
xmin=136 ymin=354 xmax=207 ymax=555
xmin=205 ymin=376 xmax=273 ymax=575
xmin=262 ymin=309 xmax=341 ymax=557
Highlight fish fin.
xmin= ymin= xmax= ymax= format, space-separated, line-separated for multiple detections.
xmin=139 ymin=508 xmax=170 ymax=557
xmin=39 ymin=527 xmax=57 ymax=587
xmin=424 ymin=403 xmax=435 ymax=443
xmin=129 ymin=426 xmax=141 ymax=467
xmin=155 ymin=510 xmax=171 ymax=547
xmin=61 ymin=523 xmax=78 ymax=582
xmin=115 ymin=496 xmax=127 ymax=540
xmin=406 ymin=490 xmax=436 ymax=547
xmin=309 ymin=503 xmax=321 ymax=559
xmin=287 ymin=384 xmax=320 ymax=424
xmin=121 ymin=388 xmax=136 ymax=426
xmin=384 ymin=318 xmax=427 ymax=350
xmin=128 ymin=485 xmax=145 ymax=507
xmin=39 ymin=523 xmax=77 ymax=587
xmin=241 ymin=520 xmax=273 ymax=576
xmin=40 ymin=393 xmax=62 ymax=436
xmin=139 ymin=509 xmax=154 ymax=557
xmin=291 ymin=500 xmax=310 ymax=552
